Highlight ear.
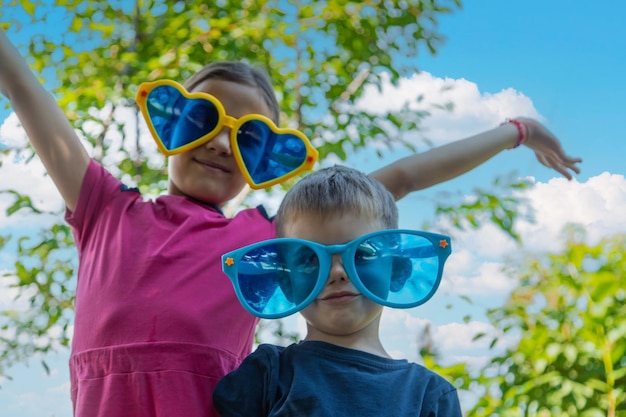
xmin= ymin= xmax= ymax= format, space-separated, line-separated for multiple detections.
xmin=390 ymin=256 xmax=412 ymax=292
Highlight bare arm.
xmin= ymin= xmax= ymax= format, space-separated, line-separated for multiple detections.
xmin=0 ymin=29 xmax=90 ymax=212
xmin=370 ymin=119 xmax=582 ymax=201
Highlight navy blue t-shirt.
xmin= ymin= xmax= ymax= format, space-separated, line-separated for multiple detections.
xmin=213 ymin=341 xmax=462 ymax=416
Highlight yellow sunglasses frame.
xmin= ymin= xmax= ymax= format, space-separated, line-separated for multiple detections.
xmin=135 ymin=79 xmax=319 ymax=190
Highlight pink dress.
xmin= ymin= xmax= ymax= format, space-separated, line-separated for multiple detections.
xmin=66 ymin=160 xmax=275 ymax=416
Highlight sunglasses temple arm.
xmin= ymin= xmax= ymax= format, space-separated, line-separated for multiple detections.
xmin=222 ymin=184 xmax=251 ymax=218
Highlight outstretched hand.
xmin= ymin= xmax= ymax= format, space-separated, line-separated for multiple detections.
xmin=516 ymin=117 xmax=582 ymax=180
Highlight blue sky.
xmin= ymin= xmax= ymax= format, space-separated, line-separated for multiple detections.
xmin=1 ymin=1 xmax=625 ymax=416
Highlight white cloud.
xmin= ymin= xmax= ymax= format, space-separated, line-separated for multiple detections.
xmin=0 ymin=274 xmax=18 ymax=308
xmin=357 ymin=71 xmax=541 ymax=146
xmin=0 ymin=114 xmax=67 ymax=232
xmin=380 ymin=308 xmax=431 ymax=360
xmin=429 ymin=172 xmax=626 ymax=298
xmin=441 ymin=253 xmax=516 ymax=296
xmin=517 ymin=173 xmax=626 ymax=251
xmin=0 ymin=113 xmax=29 ymax=148
xmin=445 ymin=222 xmax=519 ymax=261
xmin=434 ymin=321 xmax=511 ymax=353
xmin=385 ymin=311 xmax=517 ymax=370
xmin=0 ymin=174 xmax=64 ymax=230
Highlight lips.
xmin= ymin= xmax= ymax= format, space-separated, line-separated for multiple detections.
xmin=194 ymin=157 xmax=231 ymax=173
xmin=319 ymin=291 xmax=360 ymax=302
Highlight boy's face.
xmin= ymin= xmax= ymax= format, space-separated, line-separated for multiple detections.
xmin=281 ymin=212 xmax=386 ymax=339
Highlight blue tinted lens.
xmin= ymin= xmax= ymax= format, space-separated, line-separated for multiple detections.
xmin=357 ymin=233 xmax=440 ymax=306
xmin=283 ymin=242 xmax=320 ymax=305
xmin=237 ymin=120 xmax=308 ymax=184
xmin=147 ymin=85 xmax=220 ymax=150
xmin=235 ymin=242 xmax=320 ymax=317
xmin=353 ymin=236 xmax=395 ymax=300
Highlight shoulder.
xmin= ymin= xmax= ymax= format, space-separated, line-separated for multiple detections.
xmin=246 ymin=343 xmax=310 ymax=374
xmin=214 ymin=344 xmax=287 ymax=415
xmin=85 ymin=159 xmax=132 ymax=189
xmin=404 ymin=363 xmax=462 ymax=416
xmin=237 ymin=343 xmax=285 ymax=366
xmin=406 ymin=362 xmax=456 ymax=390
xmin=66 ymin=159 xmax=141 ymax=229
xmin=232 ymin=205 xmax=275 ymax=223
xmin=80 ymin=159 xmax=142 ymax=204
xmin=223 ymin=205 xmax=276 ymax=241
xmin=252 ymin=343 xmax=288 ymax=362
xmin=216 ymin=344 xmax=284 ymax=388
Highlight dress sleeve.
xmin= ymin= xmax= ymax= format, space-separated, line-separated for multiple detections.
xmin=64 ymin=159 xmax=130 ymax=246
xmin=213 ymin=346 xmax=276 ymax=417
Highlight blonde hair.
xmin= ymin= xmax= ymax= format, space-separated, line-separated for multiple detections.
xmin=275 ymin=166 xmax=398 ymax=236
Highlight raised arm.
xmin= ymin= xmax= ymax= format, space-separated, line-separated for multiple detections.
xmin=0 ymin=29 xmax=90 ymax=211
xmin=370 ymin=118 xmax=582 ymax=201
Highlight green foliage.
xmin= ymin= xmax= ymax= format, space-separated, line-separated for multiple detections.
xmin=446 ymin=231 xmax=626 ymax=416
xmin=0 ymin=0 xmax=468 ymax=377
xmin=1 ymin=221 xmax=76 ymax=377
xmin=1 ymin=1 xmax=551 ymax=385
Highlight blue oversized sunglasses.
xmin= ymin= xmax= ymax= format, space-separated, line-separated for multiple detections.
xmin=136 ymin=80 xmax=318 ymax=189
xmin=222 ymin=230 xmax=452 ymax=319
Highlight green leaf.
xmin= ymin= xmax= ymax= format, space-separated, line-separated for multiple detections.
xmin=1 ymin=0 xmax=466 ymax=379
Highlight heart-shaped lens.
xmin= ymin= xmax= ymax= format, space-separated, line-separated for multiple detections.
xmin=146 ymin=85 xmax=221 ymax=153
xmin=236 ymin=120 xmax=309 ymax=185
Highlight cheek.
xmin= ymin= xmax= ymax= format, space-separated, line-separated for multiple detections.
xmin=166 ymin=154 xmax=193 ymax=197
xmin=231 ymin=169 xmax=247 ymax=187
xmin=299 ymin=305 xmax=317 ymax=324
xmin=167 ymin=155 xmax=183 ymax=181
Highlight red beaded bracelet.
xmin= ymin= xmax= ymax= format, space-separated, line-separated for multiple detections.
xmin=501 ymin=118 xmax=528 ymax=149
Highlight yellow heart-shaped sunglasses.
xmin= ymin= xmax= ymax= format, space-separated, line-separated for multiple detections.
xmin=136 ymin=79 xmax=318 ymax=189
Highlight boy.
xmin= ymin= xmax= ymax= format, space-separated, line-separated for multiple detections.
xmin=215 ymin=165 xmax=462 ymax=416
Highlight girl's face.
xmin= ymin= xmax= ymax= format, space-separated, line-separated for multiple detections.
xmin=167 ymin=79 xmax=274 ymax=207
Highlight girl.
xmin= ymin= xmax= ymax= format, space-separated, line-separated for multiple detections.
xmin=0 ymin=28 xmax=581 ymax=417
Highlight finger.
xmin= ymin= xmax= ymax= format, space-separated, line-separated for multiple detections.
xmin=550 ymin=162 xmax=573 ymax=180
xmin=559 ymin=156 xmax=582 ymax=174
xmin=536 ymin=153 xmax=574 ymax=180
xmin=559 ymin=154 xmax=582 ymax=164
xmin=535 ymin=153 xmax=550 ymax=169
xmin=566 ymin=161 xmax=581 ymax=174
xmin=548 ymin=156 xmax=576 ymax=180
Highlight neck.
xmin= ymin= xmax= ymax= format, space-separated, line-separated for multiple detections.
xmin=303 ymin=320 xmax=390 ymax=358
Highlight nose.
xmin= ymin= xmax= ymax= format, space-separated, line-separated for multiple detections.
xmin=326 ymin=254 xmax=349 ymax=285
xmin=205 ymin=128 xmax=232 ymax=155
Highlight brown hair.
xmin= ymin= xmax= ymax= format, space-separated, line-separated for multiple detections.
xmin=275 ymin=166 xmax=398 ymax=236
xmin=184 ymin=62 xmax=280 ymax=123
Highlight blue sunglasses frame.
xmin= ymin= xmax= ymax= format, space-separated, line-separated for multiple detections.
xmin=222 ymin=229 xmax=452 ymax=319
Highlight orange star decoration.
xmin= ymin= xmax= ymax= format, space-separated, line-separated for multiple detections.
xmin=439 ymin=239 xmax=449 ymax=249
xmin=224 ymin=257 xmax=235 ymax=267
